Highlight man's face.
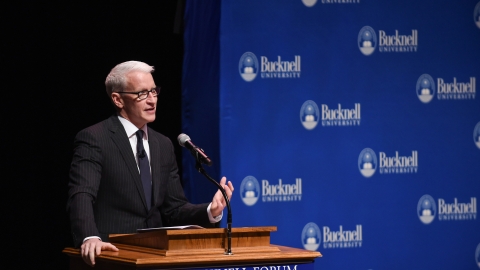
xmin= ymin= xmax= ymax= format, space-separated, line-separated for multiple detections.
xmin=113 ymin=71 xmax=157 ymax=128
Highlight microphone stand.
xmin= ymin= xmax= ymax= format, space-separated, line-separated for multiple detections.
xmin=194 ymin=160 xmax=233 ymax=255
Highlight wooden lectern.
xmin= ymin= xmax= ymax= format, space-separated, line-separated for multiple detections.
xmin=62 ymin=226 xmax=322 ymax=270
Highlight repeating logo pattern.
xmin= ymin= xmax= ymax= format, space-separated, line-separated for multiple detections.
xmin=300 ymin=100 xmax=320 ymax=130
xmin=437 ymin=77 xmax=476 ymax=100
xmin=475 ymin=1 xmax=480 ymax=29
xmin=226 ymin=2 xmax=478 ymax=268
xmin=302 ymin=0 xmax=317 ymax=7
xmin=239 ymin=52 xmax=259 ymax=82
xmin=358 ymin=26 xmax=377 ymax=56
xmin=378 ymin=150 xmax=418 ymax=174
xmin=417 ymin=74 xmax=436 ymax=103
xmin=417 ymin=74 xmax=476 ymax=102
xmin=417 ymin=195 xmax=477 ymax=224
xmin=260 ymin=55 xmax=301 ymax=79
xmin=240 ymin=176 xmax=302 ymax=205
xmin=358 ymin=148 xmax=377 ymax=178
xmin=262 ymin=178 xmax=302 ymax=202
xmin=302 ymin=0 xmax=361 ymax=7
xmin=321 ymin=103 xmax=361 ymax=126
xmin=474 ymin=122 xmax=480 ymax=149
xmin=239 ymin=52 xmax=301 ymax=81
xmin=322 ymin=225 xmax=363 ymax=249
xmin=438 ymin=197 xmax=477 ymax=221
xmin=358 ymin=148 xmax=419 ymax=176
xmin=476 ymin=242 xmax=480 ymax=268
xmin=359 ymin=25 xmax=418 ymax=55
xmin=418 ymin=195 xmax=437 ymax=225
xmin=240 ymin=175 xmax=260 ymax=206
xmin=302 ymin=222 xmax=321 ymax=251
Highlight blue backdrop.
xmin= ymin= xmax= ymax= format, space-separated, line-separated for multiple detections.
xmin=182 ymin=1 xmax=480 ymax=269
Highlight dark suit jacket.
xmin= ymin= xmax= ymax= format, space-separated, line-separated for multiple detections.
xmin=67 ymin=115 xmax=212 ymax=247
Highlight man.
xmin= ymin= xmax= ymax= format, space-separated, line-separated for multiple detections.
xmin=67 ymin=60 xmax=234 ymax=267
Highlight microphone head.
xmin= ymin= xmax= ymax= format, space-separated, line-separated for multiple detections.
xmin=177 ymin=133 xmax=191 ymax=147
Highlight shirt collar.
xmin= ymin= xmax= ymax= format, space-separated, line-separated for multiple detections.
xmin=117 ymin=115 xmax=149 ymax=140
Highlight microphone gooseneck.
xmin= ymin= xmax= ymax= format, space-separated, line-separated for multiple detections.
xmin=177 ymin=133 xmax=233 ymax=255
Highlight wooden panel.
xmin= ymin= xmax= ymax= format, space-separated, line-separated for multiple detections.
xmin=63 ymin=227 xmax=321 ymax=269
xmin=63 ymin=244 xmax=321 ymax=269
xmin=109 ymin=226 xmax=278 ymax=251
xmin=168 ymin=233 xmax=224 ymax=250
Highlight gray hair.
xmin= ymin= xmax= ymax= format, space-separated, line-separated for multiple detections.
xmin=105 ymin=61 xmax=155 ymax=96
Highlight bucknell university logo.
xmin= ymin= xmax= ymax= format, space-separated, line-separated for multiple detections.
xmin=302 ymin=222 xmax=321 ymax=251
xmin=240 ymin=175 xmax=260 ymax=206
xmin=474 ymin=122 xmax=480 ymax=149
xmin=300 ymin=100 xmax=320 ymax=130
xmin=358 ymin=26 xmax=377 ymax=56
xmin=475 ymin=1 xmax=480 ymax=29
xmin=416 ymin=74 xmax=436 ymax=103
xmin=358 ymin=148 xmax=377 ymax=178
xmin=239 ymin=52 xmax=259 ymax=82
xmin=475 ymin=242 xmax=480 ymax=268
xmin=417 ymin=195 xmax=437 ymax=225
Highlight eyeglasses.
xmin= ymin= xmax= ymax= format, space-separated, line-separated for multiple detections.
xmin=115 ymin=87 xmax=160 ymax=100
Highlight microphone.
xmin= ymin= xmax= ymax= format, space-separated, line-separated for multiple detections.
xmin=178 ymin=133 xmax=232 ymax=254
xmin=138 ymin=149 xmax=146 ymax=159
xmin=177 ymin=133 xmax=213 ymax=166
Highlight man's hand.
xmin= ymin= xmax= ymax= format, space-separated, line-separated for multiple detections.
xmin=210 ymin=176 xmax=234 ymax=217
xmin=81 ymin=238 xmax=119 ymax=267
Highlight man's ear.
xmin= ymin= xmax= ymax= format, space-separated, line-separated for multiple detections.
xmin=111 ymin=93 xmax=124 ymax=109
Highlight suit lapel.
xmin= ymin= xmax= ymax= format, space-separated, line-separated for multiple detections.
xmin=107 ymin=116 xmax=149 ymax=212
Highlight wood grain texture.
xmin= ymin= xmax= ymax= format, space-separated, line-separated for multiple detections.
xmin=63 ymin=227 xmax=322 ymax=269
xmin=64 ymin=244 xmax=321 ymax=269
xmin=108 ymin=226 xmax=278 ymax=251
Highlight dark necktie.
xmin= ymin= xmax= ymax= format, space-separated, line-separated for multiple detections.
xmin=136 ymin=130 xmax=152 ymax=210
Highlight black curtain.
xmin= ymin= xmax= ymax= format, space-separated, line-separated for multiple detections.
xmin=2 ymin=1 xmax=184 ymax=268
